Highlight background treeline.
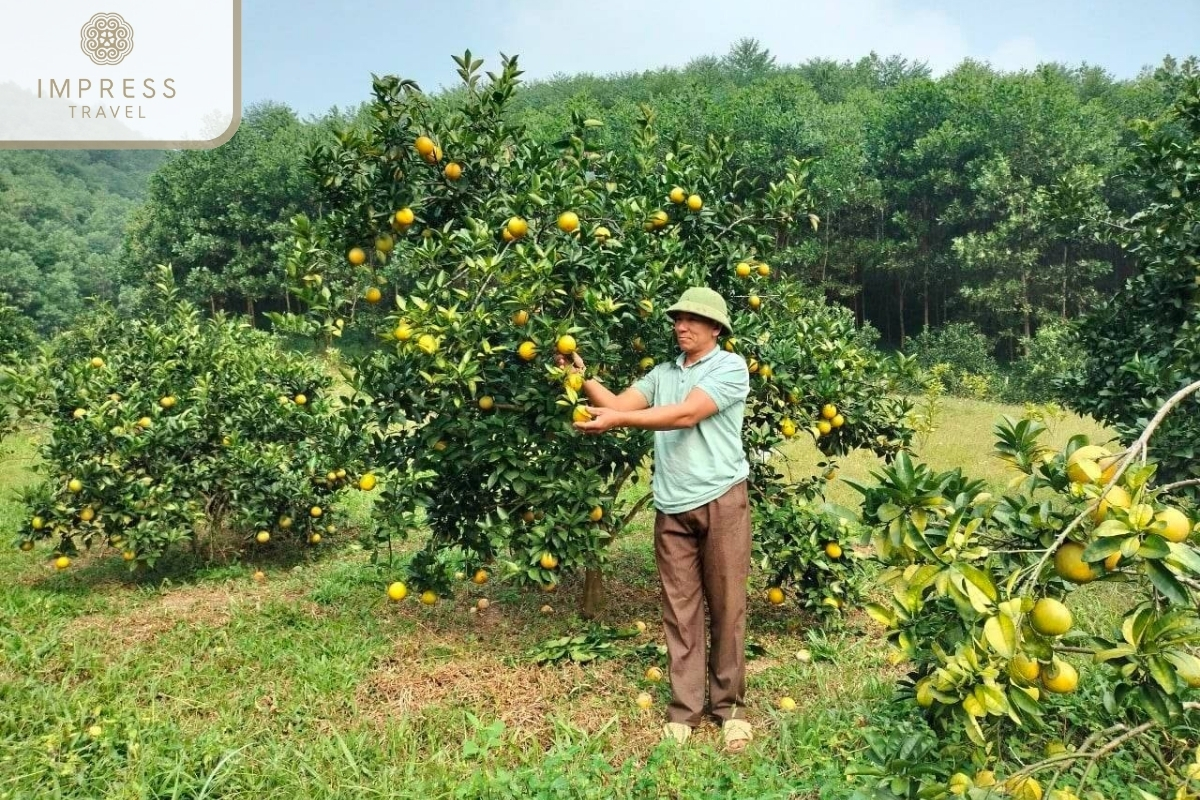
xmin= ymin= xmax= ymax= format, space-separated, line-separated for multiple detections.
xmin=1 ymin=43 xmax=1196 ymax=397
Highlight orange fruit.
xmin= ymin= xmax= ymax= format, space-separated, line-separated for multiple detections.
xmin=512 ymin=309 xmax=529 ymax=326
xmin=1041 ymin=658 xmax=1079 ymax=694
xmin=756 ymin=263 xmax=770 ymax=277
xmin=159 ymin=396 xmax=176 ymax=409
xmin=393 ymin=323 xmax=413 ymax=341
xmin=444 ymin=162 xmax=463 ymax=181
xmin=357 ymin=473 xmax=376 ymax=492
xmin=387 ymin=581 xmax=408 ymax=601
xmin=780 ymin=419 xmax=796 ymax=437
xmin=539 ymin=552 xmax=558 ymax=570
xmin=748 ymin=295 xmax=761 ymax=310
xmin=364 ymin=287 xmax=382 ymax=304
xmin=310 ymin=506 xmax=323 ymax=518
xmin=1155 ymin=506 xmax=1191 ymax=543
xmin=767 ymin=587 xmax=785 ymax=605
xmin=650 ymin=210 xmax=668 ymax=228
xmin=375 ymin=235 xmax=393 ymax=253
xmin=686 ymin=194 xmax=702 ymax=211
xmin=348 ymin=247 xmax=367 ymax=266
xmin=831 ymin=413 xmax=845 ymax=428
xmin=556 ymin=335 xmax=577 ymax=355
xmin=589 ymin=506 xmax=603 ymax=522
xmin=1030 ymin=598 xmax=1072 ymax=636
xmin=1053 ymin=541 xmax=1098 ymax=584
xmin=472 ymin=569 xmax=489 ymax=585
xmin=90 ymin=356 xmax=104 ymax=368
xmin=817 ymin=420 xmax=832 ymax=436
xmin=518 ymin=341 xmax=537 ymax=361
xmin=478 ymin=396 xmax=494 ymax=411
xmin=256 ymin=531 xmax=270 ymax=544
xmin=735 ymin=262 xmax=752 ymax=278
xmin=557 ymin=211 xmax=579 ymax=233
xmin=294 ymin=394 xmax=307 ymax=406
xmin=593 ymin=226 xmax=611 ymax=242
xmin=824 ymin=542 xmax=842 ymax=559
xmin=572 ymin=406 xmax=592 ymax=423
xmin=506 ymin=217 xmax=528 ymax=238
xmin=669 ymin=187 xmax=686 ymax=204
xmin=68 ymin=479 xmax=83 ymax=493
xmin=420 ymin=590 xmax=437 ymax=605
xmin=394 ymin=207 xmax=415 ymax=227
xmin=418 ymin=334 xmax=438 ymax=355
xmin=821 ymin=404 xmax=838 ymax=420
xmin=53 ymin=555 xmax=70 ymax=570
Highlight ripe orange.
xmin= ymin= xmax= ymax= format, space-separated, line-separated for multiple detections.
xmin=472 ymin=569 xmax=489 ymax=585
xmin=831 ymin=414 xmax=845 ymax=428
xmin=669 ymin=187 xmax=686 ymax=204
xmin=518 ymin=341 xmax=537 ymax=361
xmin=79 ymin=506 xmax=95 ymax=522
xmin=767 ymin=587 xmax=785 ymax=605
xmin=817 ymin=420 xmax=832 ymax=436
xmin=756 ymin=263 xmax=770 ymax=277
xmin=348 ymin=247 xmax=367 ymax=266
xmin=137 ymin=416 xmax=152 ymax=429
xmin=506 ymin=217 xmax=527 ymax=238
xmin=387 ymin=581 xmax=408 ymax=601
xmin=394 ymin=207 xmax=415 ymax=227
xmin=122 ymin=550 xmax=136 ymax=562
xmin=415 ymin=136 xmax=435 ymax=156
xmin=593 ymin=226 xmax=611 ymax=242
xmin=394 ymin=323 xmax=413 ymax=341
xmin=1041 ymin=658 xmax=1079 ymax=693
xmin=686 ymin=194 xmax=703 ymax=211
xmin=748 ymin=295 xmax=761 ymax=310
xmin=478 ymin=396 xmax=495 ymax=411
xmin=1155 ymin=506 xmax=1191 ymax=543
xmin=650 ymin=210 xmax=668 ymax=228
xmin=444 ymin=162 xmax=463 ymax=181
xmin=645 ymin=666 xmax=663 ymax=682
xmin=539 ymin=552 xmax=559 ymax=570
xmin=735 ymin=262 xmax=752 ymax=278
xmin=375 ymin=234 xmax=394 ymax=253
xmin=512 ymin=309 xmax=529 ymax=326
xmin=294 ymin=394 xmax=307 ymax=406
xmin=572 ymin=406 xmax=593 ymax=424
xmin=502 ymin=228 xmax=514 ymax=242
xmin=1053 ymin=541 xmax=1098 ymax=584
xmin=824 ymin=542 xmax=842 ymax=559
xmin=364 ymin=287 xmax=382 ymax=304
xmin=1030 ymin=598 xmax=1072 ymax=636
xmin=565 ymin=373 xmax=584 ymax=392
xmin=589 ymin=506 xmax=604 ymax=522
xmin=53 ymin=555 xmax=70 ymax=570
xmin=420 ymin=590 xmax=438 ymax=605
xmin=639 ymin=356 xmax=655 ymax=371
xmin=279 ymin=515 xmax=293 ymax=529
xmin=778 ymin=696 xmax=797 ymax=711
xmin=309 ymin=533 xmax=322 ymax=544
xmin=557 ymin=211 xmax=580 ymax=233
xmin=31 ymin=516 xmax=45 ymax=530
xmin=635 ymin=692 xmax=653 ymax=710
xmin=1010 ymin=653 xmax=1041 ymax=683
xmin=90 ymin=356 xmax=105 ymax=368
xmin=556 ymin=335 xmax=577 ymax=355
xmin=256 ymin=531 xmax=270 ymax=544
xmin=1093 ymin=484 xmax=1131 ymax=522
xmin=68 ymin=479 xmax=83 ymax=493
xmin=821 ymin=404 xmax=838 ymax=420
xmin=159 ymin=396 xmax=176 ymax=409
xmin=780 ymin=419 xmax=797 ymax=438
xmin=310 ymin=506 xmax=323 ymax=518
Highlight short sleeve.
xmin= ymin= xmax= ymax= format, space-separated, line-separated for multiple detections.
xmin=632 ymin=365 xmax=659 ymax=406
xmin=695 ymin=354 xmax=749 ymax=411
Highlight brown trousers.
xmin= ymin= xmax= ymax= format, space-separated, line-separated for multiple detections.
xmin=654 ymin=480 xmax=751 ymax=727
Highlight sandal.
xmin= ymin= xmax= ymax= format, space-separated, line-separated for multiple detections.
xmin=722 ymin=719 xmax=753 ymax=753
xmin=662 ymin=722 xmax=692 ymax=744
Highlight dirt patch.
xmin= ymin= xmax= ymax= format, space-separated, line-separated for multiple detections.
xmin=358 ymin=633 xmax=664 ymax=752
xmin=62 ymin=583 xmax=242 ymax=650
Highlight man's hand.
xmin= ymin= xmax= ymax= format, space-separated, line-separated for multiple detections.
xmin=573 ymin=405 xmax=621 ymax=434
xmin=555 ymin=352 xmax=585 ymax=374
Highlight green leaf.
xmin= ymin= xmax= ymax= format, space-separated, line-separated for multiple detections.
xmin=959 ymin=563 xmax=998 ymax=602
xmin=983 ymin=614 xmax=1016 ymax=658
xmin=864 ymin=602 xmax=896 ymax=627
xmin=1164 ymin=541 xmax=1200 ymax=576
xmin=1147 ymin=655 xmax=1179 ymax=694
xmin=877 ymin=502 xmax=904 ymax=523
xmin=1145 ymin=560 xmax=1190 ymax=605
xmin=1137 ymin=535 xmax=1171 ymax=560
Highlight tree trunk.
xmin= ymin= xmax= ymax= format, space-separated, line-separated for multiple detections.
xmin=897 ymin=275 xmax=906 ymax=345
xmin=582 ymin=568 xmax=605 ymax=619
xmin=1023 ymin=270 xmax=1032 ymax=342
xmin=1062 ymin=245 xmax=1069 ymax=320
xmin=246 ymin=297 xmax=255 ymax=326
xmin=923 ymin=265 xmax=930 ymax=332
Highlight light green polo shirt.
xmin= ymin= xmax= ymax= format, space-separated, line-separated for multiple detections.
xmin=632 ymin=346 xmax=750 ymax=514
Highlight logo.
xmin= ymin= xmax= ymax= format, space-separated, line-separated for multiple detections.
xmin=80 ymin=13 xmax=134 ymax=66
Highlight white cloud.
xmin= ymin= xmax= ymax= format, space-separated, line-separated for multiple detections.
xmin=495 ymin=0 xmax=981 ymax=80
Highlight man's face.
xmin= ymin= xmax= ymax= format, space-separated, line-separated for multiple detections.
xmin=671 ymin=312 xmax=721 ymax=355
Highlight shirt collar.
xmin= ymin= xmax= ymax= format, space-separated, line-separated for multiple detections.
xmin=673 ymin=344 xmax=722 ymax=369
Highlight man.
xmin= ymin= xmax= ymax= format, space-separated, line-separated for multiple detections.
xmin=565 ymin=286 xmax=753 ymax=752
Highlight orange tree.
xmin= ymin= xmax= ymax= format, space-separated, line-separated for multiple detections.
xmin=847 ymin=387 xmax=1200 ymax=799
xmin=2 ymin=268 xmax=368 ymax=569
xmin=275 ymin=53 xmax=912 ymax=614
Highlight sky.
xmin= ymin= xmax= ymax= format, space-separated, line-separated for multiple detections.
xmin=242 ymin=0 xmax=1200 ymax=119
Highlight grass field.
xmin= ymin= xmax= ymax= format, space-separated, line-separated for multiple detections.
xmin=0 ymin=398 xmax=1143 ymax=799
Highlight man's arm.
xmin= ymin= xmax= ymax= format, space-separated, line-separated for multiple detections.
xmin=576 ymin=387 xmax=718 ymax=433
xmin=581 ymin=377 xmax=650 ymax=412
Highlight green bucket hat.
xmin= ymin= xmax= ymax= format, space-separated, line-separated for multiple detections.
xmin=665 ymin=287 xmax=732 ymax=335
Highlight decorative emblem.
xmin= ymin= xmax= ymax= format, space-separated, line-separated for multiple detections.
xmin=80 ymin=13 xmax=134 ymax=66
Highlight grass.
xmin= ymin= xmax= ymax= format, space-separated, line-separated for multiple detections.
xmin=0 ymin=397 xmax=1167 ymax=799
